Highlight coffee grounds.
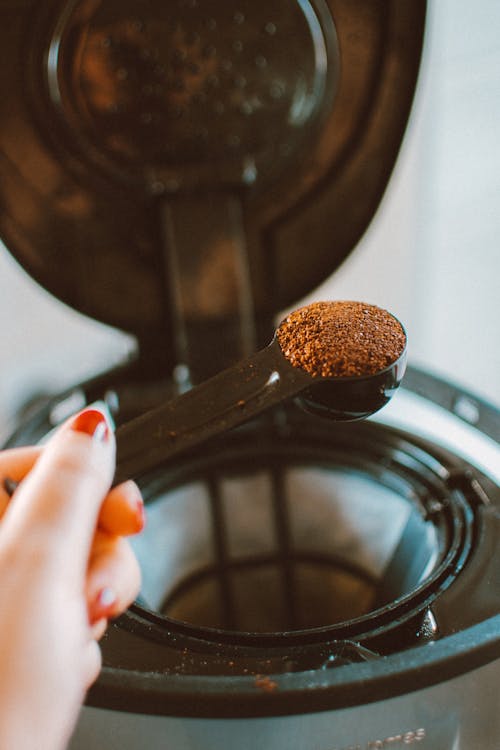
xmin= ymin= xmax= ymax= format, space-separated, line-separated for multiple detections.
xmin=277 ymin=301 xmax=406 ymax=378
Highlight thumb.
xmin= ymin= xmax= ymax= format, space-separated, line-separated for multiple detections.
xmin=2 ymin=409 xmax=115 ymax=581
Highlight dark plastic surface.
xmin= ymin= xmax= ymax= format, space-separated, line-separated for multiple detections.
xmin=3 ymin=364 xmax=500 ymax=718
xmin=114 ymin=337 xmax=407 ymax=484
xmin=0 ymin=1 xmax=425 ymax=353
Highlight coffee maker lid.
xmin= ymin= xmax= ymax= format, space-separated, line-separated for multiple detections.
xmin=0 ymin=1 xmax=425 ymax=342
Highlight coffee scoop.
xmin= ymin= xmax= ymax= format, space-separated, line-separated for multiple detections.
xmin=114 ymin=301 xmax=406 ymax=484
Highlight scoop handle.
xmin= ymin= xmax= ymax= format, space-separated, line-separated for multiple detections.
xmin=114 ymin=340 xmax=310 ymax=484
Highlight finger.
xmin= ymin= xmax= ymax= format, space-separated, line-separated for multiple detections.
xmin=0 ymin=447 xmax=41 ymax=519
xmin=0 ymin=447 xmax=144 ymax=536
xmin=86 ymin=531 xmax=141 ymax=624
xmin=89 ymin=618 xmax=108 ymax=642
xmin=98 ymin=480 xmax=145 ymax=537
xmin=0 ymin=446 xmax=41 ymax=510
xmin=83 ymin=639 xmax=102 ymax=689
xmin=0 ymin=445 xmax=41 ymax=479
xmin=2 ymin=409 xmax=115 ymax=582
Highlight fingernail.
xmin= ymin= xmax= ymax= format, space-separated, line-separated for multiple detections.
xmin=89 ymin=587 xmax=117 ymax=624
xmin=132 ymin=496 xmax=146 ymax=533
xmin=124 ymin=481 xmax=146 ymax=534
xmin=71 ymin=409 xmax=109 ymax=442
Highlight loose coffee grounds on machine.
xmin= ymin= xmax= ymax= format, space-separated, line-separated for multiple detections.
xmin=277 ymin=301 xmax=406 ymax=378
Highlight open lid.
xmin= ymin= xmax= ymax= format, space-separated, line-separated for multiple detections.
xmin=0 ymin=1 xmax=425 ymax=371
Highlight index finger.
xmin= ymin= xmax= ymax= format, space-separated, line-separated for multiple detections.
xmin=0 ymin=445 xmax=143 ymax=536
xmin=1 ymin=409 xmax=115 ymax=583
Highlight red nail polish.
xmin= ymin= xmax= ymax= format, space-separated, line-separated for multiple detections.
xmin=132 ymin=497 xmax=146 ymax=533
xmin=71 ymin=409 xmax=109 ymax=441
xmin=89 ymin=587 xmax=117 ymax=625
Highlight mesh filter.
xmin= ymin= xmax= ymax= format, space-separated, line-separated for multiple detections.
xmin=132 ymin=465 xmax=437 ymax=633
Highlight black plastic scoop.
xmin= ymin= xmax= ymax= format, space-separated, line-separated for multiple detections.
xmin=113 ymin=301 xmax=407 ymax=484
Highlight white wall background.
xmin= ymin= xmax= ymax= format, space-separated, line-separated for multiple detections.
xmin=0 ymin=0 xmax=499 ymax=437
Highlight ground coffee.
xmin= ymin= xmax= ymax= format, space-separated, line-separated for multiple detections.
xmin=277 ymin=301 xmax=406 ymax=378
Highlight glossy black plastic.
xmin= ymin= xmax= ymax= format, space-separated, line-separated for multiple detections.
xmin=114 ymin=334 xmax=407 ymax=484
xmin=297 ymin=349 xmax=407 ymax=421
xmin=0 ymin=0 xmax=425 ymax=367
xmin=4 ymin=366 xmax=500 ymax=719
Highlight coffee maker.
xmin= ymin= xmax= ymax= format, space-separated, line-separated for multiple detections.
xmin=1 ymin=2 xmax=500 ymax=748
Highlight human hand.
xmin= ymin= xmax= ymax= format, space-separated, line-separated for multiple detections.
xmin=0 ymin=408 xmax=143 ymax=750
